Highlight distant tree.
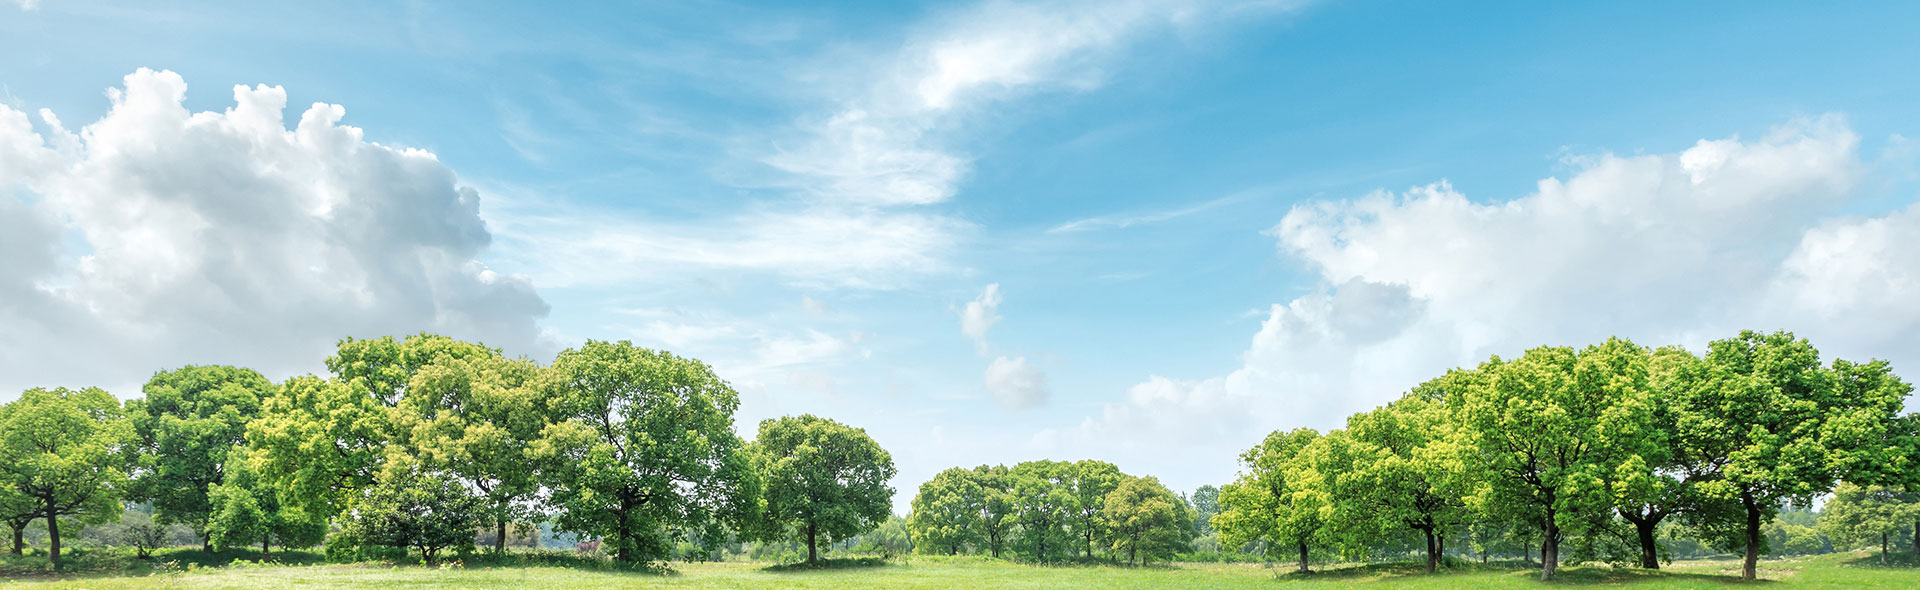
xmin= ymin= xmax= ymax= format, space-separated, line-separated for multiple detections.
xmin=752 ymin=414 xmax=896 ymax=564
xmin=975 ymin=464 xmax=1016 ymax=558
xmin=206 ymin=458 xmax=327 ymax=559
xmin=0 ymin=387 xmax=135 ymax=570
xmin=908 ymin=467 xmax=986 ymax=555
xmin=1101 ymin=476 xmax=1194 ymax=566
xmin=530 ymin=341 xmax=760 ymax=565
xmin=1067 ymin=460 xmax=1124 ymax=560
xmin=1189 ymin=485 xmax=1220 ymax=536
xmin=126 ymin=365 xmax=271 ymax=551
xmin=343 ymin=460 xmax=488 ymax=564
xmin=1214 ymin=428 xmax=1327 ymax=574
xmin=117 ymin=511 xmax=170 ymax=559
xmin=1450 ymin=339 xmax=1654 ymax=581
xmin=1819 ymin=483 xmax=1919 ymax=565
xmin=1010 ymin=460 xmax=1078 ymax=562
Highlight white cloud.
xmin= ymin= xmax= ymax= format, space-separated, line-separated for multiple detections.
xmin=985 ymin=355 xmax=1049 ymax=410
xmin=0 ymin=69 xmax=549 ymax=395
xmin=9 ymin=0 xmax=37 ymax=11
xmin=960 ymin=283 xmax=1003 ymax=353
xmin=1066 ymin=115 xmax=1919 ymax=485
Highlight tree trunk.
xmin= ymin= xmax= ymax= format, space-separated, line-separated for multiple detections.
xmin=1541 ymin=517 xmax=1558 ymax=582
xmin=46 ymin=509 xmax=61 ymax=571
xmin=807 ymin=522 xmax=818 ymax=564
xmin=1635 ymin=518 xmax=1660 ymax=569
xmin=1913 ymin=519 xmax=1918 ymax=561
xmin=1523 ymin=535 xmax=1532 ymax=565
xmin=262 ymin=536 xmax=271 ymax=560
xmin=1128 ymin=539 xmax=1137 ymax=567
xmin=496 ymin=521 xmax=508 ymax=553
xmin=203 ymin=530 xmax=214 ymax=553
xmin=615 ymin=499 xmax=633 ymax=563
xmin=1741 ymin=496 xmax=1760 ymax=581
xmin=1423 ymin=528 xmax=1438 ymax=574
xmin=10 ymin=525 xmax=21 ymax=555
xmin=1881 ymin=532 xmax=1889 ymax=565
xmin=1297 ymin=540 xmax=1310 ymax=574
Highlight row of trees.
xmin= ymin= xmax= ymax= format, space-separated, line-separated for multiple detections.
xmin=906 ymin=460 xmax=1195 ymax=566
xmin=0 ymin=335 xmax=899 ymax=569
xmin=1212 ymin=331 xmax=1915 ymax=581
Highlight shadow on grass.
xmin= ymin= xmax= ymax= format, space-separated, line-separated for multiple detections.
xmin=1273 ymin=560 xmax=1766 ymax=586
xmin=0 ymin=547 xmax=325 ymax=580
xmin=761 ymin=556 xmax=897 ymax=573
xmin=1839 ymin=550 xmax=1920 ymax=569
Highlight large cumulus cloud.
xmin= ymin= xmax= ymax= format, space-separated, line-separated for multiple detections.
xmin=0 ymin=69 xmax=548 ymax=395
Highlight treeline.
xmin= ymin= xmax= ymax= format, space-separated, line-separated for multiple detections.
xmin=906 ymin=461 xmax=1194 ymax=566
xmin=0 ymin=335 xmax=898 ymax=570
xmin=1209 ymin=330 xmax=1915 ymax=581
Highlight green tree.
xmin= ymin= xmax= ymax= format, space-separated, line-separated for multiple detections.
xmin=1343 ymin=393 xmax=1475 ymax=573
xmin=206 ymin=457 xmax=327 ymax=559
xmin=1101 ymin=475 xmax=1194 ymax=566
xmin=126 ymin=365 xmax=271 ymax=551
xmin=398 ymin=352 xmax=544 ymax=553
xmin=1450 ymin=338 xmax=1653 ymax=581
xmin=1009 ymin=460 xmax=1078 ymax=562
xmin=975 ymin=464 xmax=1016 ymax=558
xmin=1189 ymin=485 xmax=1220 ymax=536
xmin=530 ymin=341 xmax=760 ymax=565
xmin=1675 ymin=331 xmax=1891 ymax=580
xmin=1 ymin=486 xmax=36 ymax=555
xmin=908 ymin=467 xmax=985 ymax=555
xmin=343 ymin=460 xmax=488 ymax=564
xmin=1819 ymin=482 xmax=1918 ymax=565
xmin=1067 ymin=459 xmax=1124 ymax=560
xmin=1608 ymin=346 xmax=1734 ymax=569
xmin=245 ymin=375 xmax=390 ymax=518
xmin=1214 ymin=428 xmax=1327 ymax=574
xmin=751 ymin=414 xmax=896 ymax=564
xmin=0 ymin=387 xmax=135 ymax=570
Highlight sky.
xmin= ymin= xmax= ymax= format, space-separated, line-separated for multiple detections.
xmin=4 ymin=0 xmax=1920 ymax=511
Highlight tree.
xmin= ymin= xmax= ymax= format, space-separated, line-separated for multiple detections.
xmin=117 ymin=511 xmax=170 ymax=559
xmin=126 ymin=365 xmax=271 ymax=551
xmin=207 ymin=457 xmax=327 ymax=559
xmin=1101 ymin=475 xmax=1194 ymax=566
xmin=1450 ymin=339 xmax=1653 ymax=581
xmin=908 ymin=467 xmax=985 ymax=555
xmin=530 ymin=341 xmax=761 ymax=565
xmin=1214 ymin=428 xmax=1328 ymax=574
xmin=245 ymin=375 xmax=391 ymax=519
xmin=1009 ymin=460 xmax=1078 ymax=562
xmin=1819 ymin=483 xmax=1918 ymax=565
xmin=1190 ymin=485 xmax=1220 ymax=536
xmin=1342 ymin=393 xmax=1476 ymax=574
xmin=752 ymin=414 xmax=897 ymax=564
xmin=1 ymin=486 xmax=36 ymax=555
xmin=1067 ymin=460 xmax=1124 ymax=560
xmin=343 ymin=460 xmax=488 ymax=564
xmin=1607 ymin=346 xmax=1727 ymax=569
xmin=0 ymin=387 xmax=135 ymax=570
xmin=975 ymin=464 xmax=1016 ymax=558
xmin=398 ymin=352 xmax=544 ymax=553
xmin=1676 ymin=331 xmax=1890 ymax=580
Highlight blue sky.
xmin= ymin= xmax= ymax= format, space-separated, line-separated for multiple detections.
xmin=4 ymin=0 xmax=1920 ymax=509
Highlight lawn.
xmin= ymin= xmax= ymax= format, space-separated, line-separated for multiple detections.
xmin=3 ymin=552 xmax=1917 ymax=589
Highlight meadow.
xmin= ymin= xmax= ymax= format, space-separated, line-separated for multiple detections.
xmin=4 ymin=552 xmax=1918 ymax=589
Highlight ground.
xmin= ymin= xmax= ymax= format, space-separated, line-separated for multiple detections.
xmin=2 ymin=552 xmax=1917 ymax=589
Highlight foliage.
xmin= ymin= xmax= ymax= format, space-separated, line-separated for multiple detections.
xmin=396 ymin=350 xmax=545 ymax=552
xmin=908 ymin=467 xmax=985 ymax=555
xmin=530 ymin=340 xmax=760 ymax=565
xmin=126 ymin=365 xmax=271 ymax=549
xmin=342 ymin=460 xmax=488 ymax=564
xmin=1099 ymin=475 xmax=1193 ymax=565
xmin=0 ymin=386 xmax=136 ymax=569
xmin=1820 ymin=482 xmax=1919 ymax=564
xmin=751 ymin=414 xmax=896 ymax=563
xmin=1214 ymin=428 xmax=1327 ymax=573
xmin=1189 ymin=485 xmax=1220 ymax=536
xmin=1008 ymin=460 xmax=1079 ymax=562
xmin=206 ymin=457 xmax=326 ymax=557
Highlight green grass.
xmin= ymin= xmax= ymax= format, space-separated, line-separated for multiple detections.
xmin=3 ymin=551 xmax=1917 ymax=589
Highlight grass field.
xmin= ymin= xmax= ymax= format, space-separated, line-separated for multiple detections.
xmin=3 ymin=552 xmax=1917 ymax=589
